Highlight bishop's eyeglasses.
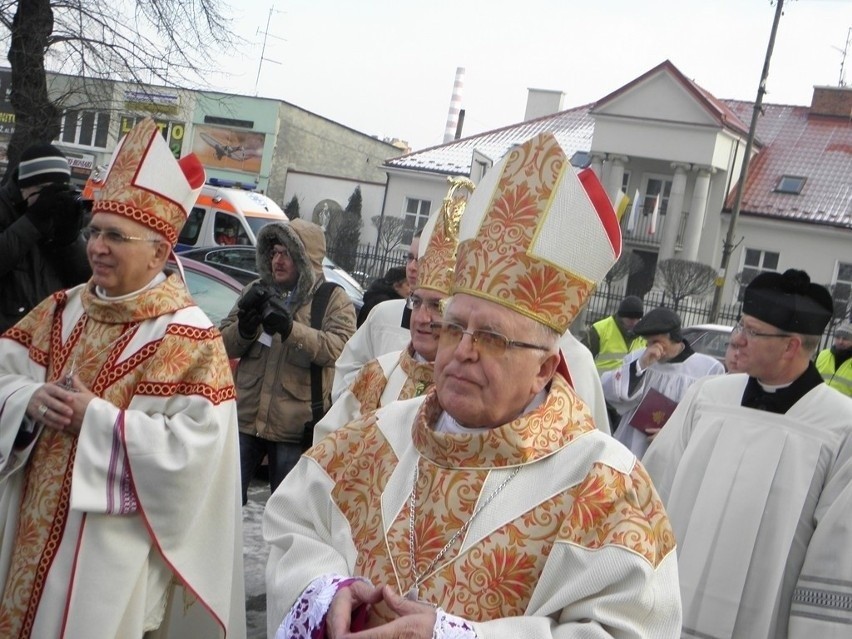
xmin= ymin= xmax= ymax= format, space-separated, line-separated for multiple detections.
xmin=82 ymin=226 xmax=161 ymax=246
xmin=429 ymin=321 xmax=549 ymax=357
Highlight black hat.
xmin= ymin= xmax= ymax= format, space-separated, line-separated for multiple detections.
xmin=743 ymin=269 xmax=832 ymax=335
xmin=16 ymin=144 xmax=71 ymax=189
xmin=617 ymin=295 xmax=644 ymax=319
xmin=632 ymin=307 xmax=681 ymax=336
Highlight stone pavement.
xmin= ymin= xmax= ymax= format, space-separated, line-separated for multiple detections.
xmin=243 ymin=479 xmax=271 ymax=639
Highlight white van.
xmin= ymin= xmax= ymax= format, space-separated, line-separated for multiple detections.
xmin=176 ymin=179 xmax=288 ymax=251
xmin=83 ymin=172 xmax=287 ymax=251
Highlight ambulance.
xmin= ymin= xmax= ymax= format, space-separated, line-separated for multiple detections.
xmin=83 ymin=171 xmax=288 ymax=251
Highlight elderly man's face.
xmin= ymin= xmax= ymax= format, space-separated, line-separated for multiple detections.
xmin=87 ymin=213 xmax=166 ymax=296
xmin=434 ymin=294 xmax=557 ymax=429
xmin=729 ymin=314 xmax=792 ymax=380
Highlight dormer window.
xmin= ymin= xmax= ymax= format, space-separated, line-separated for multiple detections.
xmin=775 ymin=175 xmax=806 ymax=194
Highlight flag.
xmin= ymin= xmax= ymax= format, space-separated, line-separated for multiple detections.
xmin=626 ymin=188 xmax=641 ymax=233
xmin=613 ymin=189 xmax=630 ymax=223
xmin=649 ymin=194 xmax=661 ymax=235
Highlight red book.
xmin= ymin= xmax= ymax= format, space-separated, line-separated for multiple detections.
xmin=629 ymin=388 xmax=679 ymax=434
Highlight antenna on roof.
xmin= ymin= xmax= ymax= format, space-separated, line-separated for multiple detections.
xmin=255 ymin=5 xmax=286 ymax=96
xmin=834 ymin=27 xmax=851 ymax=87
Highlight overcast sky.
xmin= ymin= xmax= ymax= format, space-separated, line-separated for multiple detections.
xmin=108 ymin=1 xmax=852 ymax=152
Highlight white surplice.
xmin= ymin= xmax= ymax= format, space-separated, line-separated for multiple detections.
xmin=603 ymin=347 xmax=724 ymax=457
xmin=644 ymin=374 xmax=852 ymax=638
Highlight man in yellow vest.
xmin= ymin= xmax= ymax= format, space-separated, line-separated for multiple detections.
xmin=584 ymin=295 xmax=646 ymax=374
xmin=815 ymin=320 xmax=852 ymax=397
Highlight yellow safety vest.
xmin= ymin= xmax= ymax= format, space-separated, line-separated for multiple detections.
xmin=593 ymin=316 xmax=646 ymax=374
xmin=816 ymin=350 xmax=852 ymax=398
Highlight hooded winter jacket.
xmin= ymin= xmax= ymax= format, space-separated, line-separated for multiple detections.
xmin=220 ymin=219 xmax=356 ymax=444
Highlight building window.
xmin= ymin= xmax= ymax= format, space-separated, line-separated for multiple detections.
xmin=60 ymin=110 xmax=110 ymax=148
xmin=643 ymin=177 xmax=672 ymax=216
xmin=737 ymin=248 xmax=780 ymax=301
xmin=775 ymin=175 xmax=806 ymax=194
xmin=832 ymin=261 xmax=852 ymax=320
xmin=402 ymin=197 xmax=431 ymax=244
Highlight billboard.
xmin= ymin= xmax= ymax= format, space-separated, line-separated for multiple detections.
xmin=191 ymin=124 xmax=264 ymax=174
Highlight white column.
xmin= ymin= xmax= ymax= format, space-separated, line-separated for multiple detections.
xmin=659 ymin=163 xmax=690 ymax=260
xmin=607 ymin=155 xmax=628 ymax=204
xmin=590 ymin=153 xmax=605 ymax=180
xmin=681 ymin=167 xmax=714 ymax=261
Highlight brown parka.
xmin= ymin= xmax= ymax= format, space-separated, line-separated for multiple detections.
xmin=220 ymin=219 xmax=356 ymax=444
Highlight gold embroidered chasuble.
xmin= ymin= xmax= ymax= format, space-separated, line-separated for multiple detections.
xmin=306 ymin=372 xmax=677 ymax=626
xmin=0 ymin=275 xmax=242 ymax=638
xmin=350 ymin=346 xmax=434 ymax=414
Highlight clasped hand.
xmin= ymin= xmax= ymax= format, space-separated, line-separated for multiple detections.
xmin=26 ymin=375 xmax=96 ymax=437
xmin=326 ymin=583 xmax=437 ymax=639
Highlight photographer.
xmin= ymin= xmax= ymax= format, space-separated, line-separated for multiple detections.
xmin=0 ymin=144 xmax=90 ymax=333
xmin=220 ymin=219 xmax=356 ymax=504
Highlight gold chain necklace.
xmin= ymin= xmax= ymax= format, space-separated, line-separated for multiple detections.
xmin=406 ymin=462 xmax=520 ymax=601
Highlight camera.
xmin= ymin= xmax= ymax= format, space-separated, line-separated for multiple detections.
xmin=261 ymin=293 xmax=290 ymax=326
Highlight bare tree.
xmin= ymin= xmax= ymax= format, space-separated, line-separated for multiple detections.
xmin=602 ymin=250 xmax=644 ymax=294
xmin=656 ymin=258 xmax=717 ymax=311
xmin=372 ymin=215 xmax=405 ymax=256
xmin=0 ymin=0 xmax=235 ymax=175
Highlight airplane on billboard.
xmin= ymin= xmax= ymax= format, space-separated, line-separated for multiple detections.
xmin=199 ymin=132 xmax=256 ymax=162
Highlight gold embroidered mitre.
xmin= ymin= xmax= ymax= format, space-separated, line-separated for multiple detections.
xmin=452 ymin=133 xmax=621 ymax=334
xmin=92 ymin=117 xmax=206 ymax=246
xmin=416 ymin=176 xmax=474 ymax=295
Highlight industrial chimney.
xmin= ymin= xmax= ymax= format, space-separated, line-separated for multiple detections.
xmin=443 ymin=67 xmax=465 ymax=143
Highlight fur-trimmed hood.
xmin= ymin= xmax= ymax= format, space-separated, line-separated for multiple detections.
xmin=256 ymin=219 xmax=326 ymax=308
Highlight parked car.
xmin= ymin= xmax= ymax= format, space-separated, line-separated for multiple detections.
xmin=681 ymin=323 xmax=734 ymax=366
xmin=168 ymin=255 xmax=243 ymax=326
xmin=176 ymin=245 xmax=365 ymax=311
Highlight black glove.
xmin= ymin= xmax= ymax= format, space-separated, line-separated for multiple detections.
xmin=237 ymin=306 xmax=263 ymax=339
xmin=237 ymin=285 xmax=270 ymax=339
xmin=261 ymin=297 xmax=293 ymax=339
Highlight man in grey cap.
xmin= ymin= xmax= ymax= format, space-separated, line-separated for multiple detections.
xmin=601 ymin=306 xmax=724 ymax=457
xmin=815 ymin=320 xmax=852 ymax=397
xmin=0 ymin=144 xmax=90 ymax=332
xmin=644 ymin=269 xmax=852 ymax=638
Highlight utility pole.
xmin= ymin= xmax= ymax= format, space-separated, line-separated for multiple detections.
xmin=709 ymin=0 xmax=785 ymax=322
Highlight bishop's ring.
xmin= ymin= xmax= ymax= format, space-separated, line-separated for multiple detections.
xmin=37 ymin=404 xmax=49 ymax=417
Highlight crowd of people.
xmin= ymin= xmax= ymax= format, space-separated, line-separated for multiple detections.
xmin=1 ymin=120 xmax=850 ymax=639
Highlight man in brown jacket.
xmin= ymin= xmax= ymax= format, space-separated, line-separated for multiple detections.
xmin=221 ymin=219 xmax=356 ymax=503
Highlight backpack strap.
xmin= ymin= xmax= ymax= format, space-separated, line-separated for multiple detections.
xmin=303 ymin=281 xmax=341 ymax=449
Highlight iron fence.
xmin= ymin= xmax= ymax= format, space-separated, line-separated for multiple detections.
xmin=327 ymin=244 xmax=408 ymax=287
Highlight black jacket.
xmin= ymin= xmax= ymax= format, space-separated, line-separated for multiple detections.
xmin=357 ymin=279 xmax=404 ymax=327
xmin=0 ymin=181 xmax=90 ymax=333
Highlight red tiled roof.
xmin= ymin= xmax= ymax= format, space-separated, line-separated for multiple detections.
xmin=724 ymin=101 xmax=852 ymax=228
